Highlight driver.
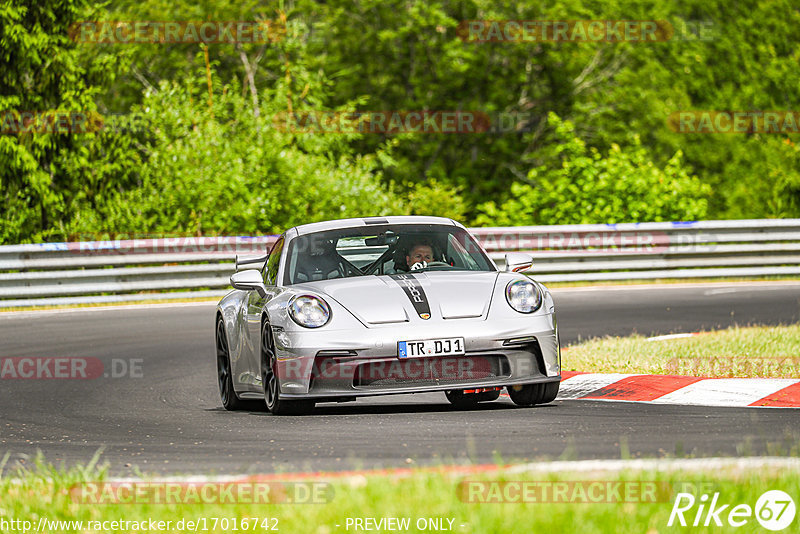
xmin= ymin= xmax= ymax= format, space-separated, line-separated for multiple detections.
xmin=406 ymin=242 xmax=435 ymax=271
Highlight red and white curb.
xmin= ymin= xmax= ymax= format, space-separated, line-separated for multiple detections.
xmin=556 ymin=371 xmax=800 ymax=408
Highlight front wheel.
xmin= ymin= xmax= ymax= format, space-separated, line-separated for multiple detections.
xmin=261 ymin=321 xmax=315 ymax=415
xmin=507 ymin=381 xmax=560 ymax=407
xmin=216 ymin=318 xmax=252 ymax=411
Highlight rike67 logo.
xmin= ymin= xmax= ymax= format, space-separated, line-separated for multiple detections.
xmin=669 ymin=490 xmax=796 ymax=531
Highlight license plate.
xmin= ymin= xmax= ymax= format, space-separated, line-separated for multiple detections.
xmin=398 ymin=337 xmax=465 ymax=358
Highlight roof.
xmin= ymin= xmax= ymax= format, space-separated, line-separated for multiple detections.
xmin=291 ymin=216 xmax=460 ymax=236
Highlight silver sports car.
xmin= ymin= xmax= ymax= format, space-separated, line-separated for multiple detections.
xmin=215 ymin=216 xmax=561 ymax=414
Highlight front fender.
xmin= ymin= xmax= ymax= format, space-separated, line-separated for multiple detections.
xmin=216 ymin=290 xmax=249 ymax=384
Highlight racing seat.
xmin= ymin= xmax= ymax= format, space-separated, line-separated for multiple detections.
xmin=392 ymin=246 xmax=411 ymax=272
xmin=293 ymin=240 xmax=346 ymax=282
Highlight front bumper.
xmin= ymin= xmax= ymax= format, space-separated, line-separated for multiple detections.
xmin=272 ymin=314 xmax=560 ymax=399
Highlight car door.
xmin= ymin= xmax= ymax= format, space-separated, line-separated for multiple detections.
xmin=242 ymin=235 xmax=284 ymax=392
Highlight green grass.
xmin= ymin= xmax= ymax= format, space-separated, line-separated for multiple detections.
xmin=2 ymin=454 xmax=799 ymax=533
xmin=563 ymin=324 xmax=800 ymax=378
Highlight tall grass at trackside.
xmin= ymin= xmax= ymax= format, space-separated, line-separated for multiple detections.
xmin=563 ymin=324 xmax=800 ymax=378
xmin=1 ymin=453 xmax=799 ymax=533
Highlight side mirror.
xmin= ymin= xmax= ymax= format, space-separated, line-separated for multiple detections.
xmin=235 ymin=253 xmax=268 ymax=272
xmin=230 ymin=269 xmax=268 ymax=298
xmin=504 ymin=252 xmax=533 ymax=273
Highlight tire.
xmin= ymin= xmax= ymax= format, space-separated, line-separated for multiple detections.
xmin=445 ymin=388 xmax=501 ymax=407
xmin=261 ymin=321 xmax=315 ymax=415
xmin=216 ymin=318 xmax=253 ymax=411
xmin=507 ymin=381 xmax=560 ymax=407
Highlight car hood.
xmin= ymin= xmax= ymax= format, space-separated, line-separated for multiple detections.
xmin=293 ymin=271 xmax=499 ymax=326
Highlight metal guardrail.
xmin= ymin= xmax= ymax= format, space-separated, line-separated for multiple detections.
xmin=1 ymin=219 xmax=799 ymax=307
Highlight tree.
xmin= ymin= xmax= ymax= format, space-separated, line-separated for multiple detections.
xmin=0 ymin=0 xmax=122 ymax=243
xmin=475 ymin=113 xmax=710 ymax=225
xmin=66 ymin=36 xmax=407 ymax=236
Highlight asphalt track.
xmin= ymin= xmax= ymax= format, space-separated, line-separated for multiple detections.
xmin=1 ymin=282 xmax=799 ymax=475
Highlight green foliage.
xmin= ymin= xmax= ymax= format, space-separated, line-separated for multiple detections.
xmin=3 ymin=5 xmax=406 ymax=242
xmin=67 ymin=69 xmax=405 ymax=236
xmin=405 ymin=179 xmax=468 ymax=221
xmin=301 ymin=0 xmax=800 ymax=221
xmin=475 ymin=114 xmax=710 ymax=225
xmin=569 ymin=0 xmax=800 ymax=220
xmin=4 ymin=0 xmax=800 ymax=244
xmin=0 ymin=0 xmax=95 ymax=242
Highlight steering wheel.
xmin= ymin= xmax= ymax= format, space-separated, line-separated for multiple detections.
xmin=410 ymin=261 xmax=451 ymax=271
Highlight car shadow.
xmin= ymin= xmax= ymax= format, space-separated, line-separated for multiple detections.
xmin=244 ymin=400 xmax=560 ymax=416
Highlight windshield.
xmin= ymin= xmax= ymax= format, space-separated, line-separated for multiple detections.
xmin=283 ymin=224 xmax=495 ymax=285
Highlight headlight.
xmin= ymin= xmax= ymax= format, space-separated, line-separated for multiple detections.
xmin=505 ymin=279 xmax=542 ymax=314
xmin=288 ymin=295 xmax=331 ymax=328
